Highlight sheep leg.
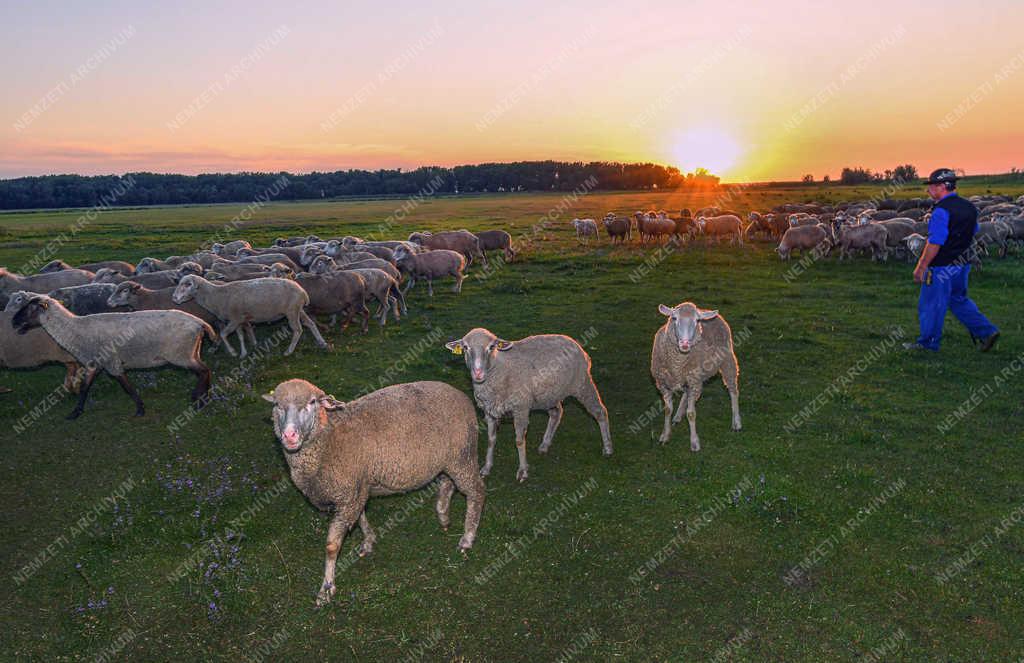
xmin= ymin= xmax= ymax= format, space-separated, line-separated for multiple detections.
xmin=538 ymin=402 xmax=563 ymax=454
xmin=454 ymin=271 xmax=464 ymax=293
xmin=481 ymin=415 xmax=498 ymax=477
xmin=357 ymin=512 xmax=377 ymax=557
xmin=358 ymin=302 xmax=370 ymax=334
xmin=658 ymin=388 xmax=674 ymax=444
xmin=189 ymin=357 xmax=212 ymax=406
xmin=427 ymin=277 xmax=434 ymax=297
xmin=111 ymin=373 xmax=145 ymax=417
xmin=435 ymin=475 xmax=455 ymax=530
xmin=402 ymin=276 xmax=415 ymax=295
xmin=66 ymin=366 xmax=100 ymax=420
xmin=721 ymin=358 xmax=742 ymax=432
xmin=575 ymin=378 xmax=613 ymax=456
xmin=513 ymin=410 xmax=530 ymax=482
xmin=672 ymin=386 xmax=688 ymax=424
xmin=244 ymin=323 xmax=258 ymax=347
xmin=317 ymin=498 xmax=365 ymax=607
xmin=63 ymin=362 xmax=82 ymax=394
xmin=300 ymin=311 xmax=328 ymax=348
xmin=686 ymin=381 xmax=703 ymax=452
xmin=218 ymin=320 xmax=240 ymax=357
xmin=447 ymin=466 xmax=485 ymax=551
xmin=236 ymin=323 xmax=248 ymax=358
xmin=283 ymin=313 xmax=303 ymax=356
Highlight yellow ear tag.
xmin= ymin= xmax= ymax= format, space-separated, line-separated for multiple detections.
xmin=452 ymin=345 xmax=462 ymax=355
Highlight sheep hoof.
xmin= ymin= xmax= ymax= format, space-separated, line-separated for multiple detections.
xmin=315 ymin=583 xmax=336 ymax=607
xmin=690 ymin=439 xmax=701 ymax=452
xmin=458 ymin=534 xmax=474 ymax=551
xmin=66 ymin=409 xmax=83 ymax=421
xmin=357 ymin=541 xmax=375 ymax=557
xmin=516 ymin=468 xmax=529 ymax=482
xmin=537 ymin=443 xmax=550 ymax=454
xmin=479 ymin=466 xmax=491 ymax=478
xmin=134 ymin=407 xmax=145 ymax=417
xmin=732 ymin=421 xmax=742 ymax=432
xmin=658 ymin=434 xmax=670 ymax=445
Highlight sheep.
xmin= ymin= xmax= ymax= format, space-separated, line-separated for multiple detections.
xmin=175 ymin=262 xmax=205 ymax=278
xmin=94 ymin=268 xmax=181 ymax=290
xmin=651 ymin=302 xmax=741 ymax=451
xmin=445 ymin=327 xmax=612 ymax=482
xmin=210 ymin=240 xmax=252 ymax=257
xmin=330 ymin=251 xmax=379 ymax=266
xmin=78 ymin=260 xmax=136 ymax=275
xmin=408 ymin=230 xmax=485 ymax=266
xmin=233 ymin=253 xmax=301 ymax=271
xmin=205 ymin=260 xmax=272 ymax=281
xmin=1 ymin=298 xmax=81 ymax=393
xmin=777 ymin=224 xmax=830 ymax=260
xmin=135 ymin=256 xmax=190 ymax=273
xmin=326 ymin=240 xmax=395 ymax=263
xmin=290 ymin=270 xmax=371 ymax=334
xmin=106 ymin=282 xmax=220 ymax=327
xmin=699 ymin=214 xmax=745 ymax=244
xmin=393 ymin=246 xmax=465 ymax=296
xmin=572 ymin=218 xmax=599 ymax=243
xmin=263 ymin=378 xmax=484 ymax=607
xmin=9 ymin=293 xmax=214 ymax=419
xmin=48 ymin=283 xmax=127 ymax=315
xmin=0 ymin=267 xmax=94 ymax=307
xmin=38 ymin=260 xmax=74 ymax=273
xmin=974 ymin=220 xmax=1011 ymax=257
xmin=475 ymin=230 xmax=515 ymax=262
xmin=901 ymin=233 xmax=928 ymax=260
xmin=308 ymin=256 xmax=405 ymax=323
xmin=836 ymin=224 xmax=888 ymax=261
xmin=172 ymin=275 xmax=327 ymax=357
xmin=602 ymin=216 xmax=632 ymax=243
xmin=873 ymin=219 xmax=917 ymax=258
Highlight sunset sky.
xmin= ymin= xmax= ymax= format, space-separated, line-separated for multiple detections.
xmin=1 ymin=0 xmax=1021 ymax=182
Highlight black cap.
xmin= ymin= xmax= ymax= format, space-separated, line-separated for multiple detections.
xmin=924 ymin=168 xmax=957 ymax=185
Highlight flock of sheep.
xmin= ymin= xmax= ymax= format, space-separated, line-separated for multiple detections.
xmin=3 ymin=190 xmax=1020 ymax=606
xmin=572 ymin=193 xmax=1024 ymax=265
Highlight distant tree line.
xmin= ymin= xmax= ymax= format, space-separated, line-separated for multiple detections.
xmin=838 ymin=164 xmax=919 ymax=185
xmin=0 ymin=161 xmax=721 ymax=210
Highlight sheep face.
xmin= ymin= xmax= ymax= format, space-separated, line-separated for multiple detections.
xmin=4 ymin=290 xmax=34 ymax=313
xmin=307 ymin=256 xmax=334 ymax=275
xmin=269 ymin=263 xmax=296 ymax=279
xmin=10 ymin=294 xmax=47 ymax=335
xmin=176 ymin=262 xmax=204 ymax=278
xmin=210 ymin=243 xmax=225 ymax=255
xmin=106 ymin=282 xmax=141 ymax=308
xmin=445 ymin=328 xmax=512 ymax=384
xmin=263 ymin=379 xmax=344 ymax=453
xmin=171 ymin=276 xmax=199 ymax=304
xmin=135 ymin=258 xmax=159 ymax=274
xmin=93 ymin=268 xmax=120 ymax=283
xmin=300 ymin=245 xmax=323 ymax=267
xmin=658 ymin=302 xmax=719 ymax=354
xmin=324 ymin=240 xmax=342 ymax=257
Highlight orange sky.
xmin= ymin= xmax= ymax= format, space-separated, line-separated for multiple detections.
xmin=1 ymin=1 xmax=1022 ymax=181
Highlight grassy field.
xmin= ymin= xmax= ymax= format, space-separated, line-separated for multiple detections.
xmin=1 ymin=187 xmax=1022 ymax=661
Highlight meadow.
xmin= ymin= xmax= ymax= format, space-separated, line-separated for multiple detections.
xmin=1 ymin=186 xmax=1022 ymax=661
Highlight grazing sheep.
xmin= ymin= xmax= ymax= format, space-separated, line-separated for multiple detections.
xmin=78 ymin=260 xmax=136 ymax=275
xmin=572 ymin=218 xmax=599 ymax=243
xmin=9 ymin=293 xmax=214 ymax=419
xmin=408 ymin=230 xmax=485 ymax=266
xmin=651 ymin=302 xmax=741 ymax=451
xmin=0 ymin=268 xmax=94 ymax=307
xmin=836 ymin=224 xmax=888 ymax=261
xmin=475 ymin=230 xmax=515 ymax=262
xmin=445 ymin=327 xmax=612 ymax=482
xmin=1 ymin=299 xmax=81 ymax=393
xmin=393 ymin=246 xmax=465 ymax=296
xmin=602 ymin=216 xmax=632 ymax=243
xmin=699 ymin=215 xmax=745 ymax=244
xmin=264 ymin=378 xmax=485 ymax=607
xmin=777 ymin=224 xmax=830 ymax=260
xmin=172 ymin=275 xmax=327 ymax=357
xmin=48 ymin=283 xmax=127 ymax=315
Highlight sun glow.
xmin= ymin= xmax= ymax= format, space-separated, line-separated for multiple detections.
xmin=670 ymin=126 xmax=744 ymax=178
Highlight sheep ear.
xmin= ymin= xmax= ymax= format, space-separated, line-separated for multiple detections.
xmin=444 ymin=340 xmax=463 ymax=355
xmin=261 ymin=393 xmax=276 ymax=403
xmin=494 ymin=339 xmax=513 ymax=351
xmin=698 ymin=309 xmax=719 ymax=320
xmin=319 ymin=395 xmax=346 ymax=411
xmin=658 ymin=304 xmax=674 ymax=317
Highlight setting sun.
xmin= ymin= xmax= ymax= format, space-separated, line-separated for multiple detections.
xmin=670 ymin=126 xmax=744 ymax=178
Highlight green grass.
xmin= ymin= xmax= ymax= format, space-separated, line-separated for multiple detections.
xmin=1 ymin=189 xmax=1022 ymax=661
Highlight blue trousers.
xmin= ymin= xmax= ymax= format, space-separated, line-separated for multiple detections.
xmin=917 ymin=265 xmax=998 ymax=350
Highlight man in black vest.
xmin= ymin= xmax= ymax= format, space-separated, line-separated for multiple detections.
xmin=904 ymin=168 xmax=999 ymax=352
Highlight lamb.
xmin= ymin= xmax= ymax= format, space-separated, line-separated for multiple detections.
xmin=408 ymin=230 xmax=485 ymax=266
xmin=393 ymin=246 xmax=465 ymax=296
xmin=1 ymin=298 xmax=81 ymax=393
xmin=9 ymin=293 xmax=214 ymax=419
xmin=836 ymin=224 xmax=888 ymax=261
xmin=445 ymin=327 xmax=612 ymax=482
xmin=172 ymin=275 xmax=327 ymax=357
xmin=263 ymin=378 xmax=484 ymax=607
xmin=475 ymin=230 xmax=515 ymax=262
xmin=699 ymin=214 xmax=745 ymax=244
xmin=0 ymin=267 xmax=94 ymax=307
xmin=651 ymin=302 xmax=741 ymax=451
xmin=48 ymin=283 xmax=127 ymax=315
xmin=602 ymin=216 xmax=632 ymax=243
xmin=572 ymin=218 xmax=599 ymax=243
xmin=777 ymin=224 xmax=831 ymax=260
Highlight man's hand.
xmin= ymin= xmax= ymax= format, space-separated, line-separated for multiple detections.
xmin=914 ymin=242 xmax=941 ymax=284
xmin=913 ymin=264 xmax=927 ymax=284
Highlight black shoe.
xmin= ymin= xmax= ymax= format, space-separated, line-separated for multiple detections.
xmin=978 ymin=332 xmax=1000 ymax=352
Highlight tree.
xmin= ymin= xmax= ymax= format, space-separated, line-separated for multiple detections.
xmin=840 ymin=167 xmax=874 ymax=185
xmin=802 ymin=174 xmax=814 ymax=183
xmin=823 ymin=174 xmax=831 ymax=183
xmin=892 ymin=164 xmax=918 ymax=182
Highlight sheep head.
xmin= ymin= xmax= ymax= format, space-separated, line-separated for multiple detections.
xmin=171 ymin=275 xmax=201 ymax=304
xmin=446 ymin=327 xmax=513 ymax=384
xmin=658 ymin=302 xmax=718 ymax=354
xmin=263 ymin=379 xmax=345 ymax=453
xmin=10 ymin=292 xmax=49 ymax=335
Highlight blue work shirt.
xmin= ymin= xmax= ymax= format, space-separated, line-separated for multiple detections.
xmin=928 ymin=192 xmax=979 ymax=245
